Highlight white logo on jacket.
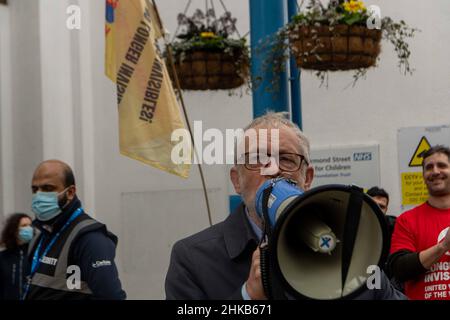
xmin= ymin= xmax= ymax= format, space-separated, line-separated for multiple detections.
xmin=92 ymin=260 xmax=112 ymax=268
xmin=40 ymin=256 xmax=58 ymax=266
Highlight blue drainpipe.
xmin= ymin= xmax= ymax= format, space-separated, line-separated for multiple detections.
xmin=249 ymin=0 xmax=289 ymax=118
xmin=287 ymin=0 xmax=303 ymax=130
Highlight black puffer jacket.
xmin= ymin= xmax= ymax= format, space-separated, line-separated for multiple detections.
xmin=0 ymin=244 xmax=29 ymax=300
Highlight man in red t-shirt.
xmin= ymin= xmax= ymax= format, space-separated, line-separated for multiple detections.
xmin=389 ymin=145 xmax=450 ymax=300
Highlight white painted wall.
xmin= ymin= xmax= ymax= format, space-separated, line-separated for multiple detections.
xmin=0 ymin=4 xmax=13 ymax=221
xmin=0 ymin=0 xmax=449 ymax=299
xmin=1 ymin=0 xmax=44 ymax=218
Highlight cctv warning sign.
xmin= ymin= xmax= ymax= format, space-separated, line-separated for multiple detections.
xmin=401 ymin=172 xmax=428 ymax=205
xmin=398 ymin=125 xmax=450 ymax=211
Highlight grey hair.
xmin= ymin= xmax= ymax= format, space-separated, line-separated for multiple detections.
xmin=243 ymin=112 xmax=311 ymax=163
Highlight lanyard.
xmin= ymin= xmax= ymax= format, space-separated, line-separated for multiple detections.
xmin=19 ymin=249 xmax=24 ymax=298
xmin=22 ymin=207 xmax=83 ymax=300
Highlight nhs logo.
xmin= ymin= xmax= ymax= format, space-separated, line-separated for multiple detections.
xmin=353 ymin=152 xmax=372 ymax=161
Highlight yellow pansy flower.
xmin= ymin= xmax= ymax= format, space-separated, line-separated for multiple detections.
xmin=200 ymin=32 xmax=216 ymax=38
xmin=343 ymin=0 xmax=366 ymax=13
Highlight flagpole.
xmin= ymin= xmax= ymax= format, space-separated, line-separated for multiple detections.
xmin=150 ymin=0 xmax=213 ymax=227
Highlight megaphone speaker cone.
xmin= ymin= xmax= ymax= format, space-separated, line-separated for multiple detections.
xmin=268 ymin=185 xmax=388 ymax=300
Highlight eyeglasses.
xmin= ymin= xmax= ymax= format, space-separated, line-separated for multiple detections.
xmin=242 ymin=152 xmax=309 ymax=172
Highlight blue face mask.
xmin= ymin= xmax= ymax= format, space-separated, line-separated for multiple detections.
xmin=31 ymin=188 xmax=69 ymax=221
xmin=18 ymin=226 xmax=34 ymax=243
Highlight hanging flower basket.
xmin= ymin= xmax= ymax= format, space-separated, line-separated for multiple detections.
xmin=172 ymin=47 xmax=249 ymax=90
xmin=168 ymin=8 xmax=250 ymax=91
xmin=290 ymin=24 xmax=381 ymax=71
xmin=262 ymin=0 xmax=418 ymax=87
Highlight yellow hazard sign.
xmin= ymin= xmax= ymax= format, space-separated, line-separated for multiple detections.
xmin=401 ymin=172 xmax=428 ymax=205
xmin=408 ymin=136 xmax=431 ymax=167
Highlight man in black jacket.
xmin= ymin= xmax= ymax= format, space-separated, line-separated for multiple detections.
xmin=366 ymin=186 xmax=397 ymax=247
xmin=24 ymin=160 xmax=126 ymax=300
xmin=165 ymin=113 xmax=406 ymax=300
xmin=367 ymin=186 xmax=404 ymax=292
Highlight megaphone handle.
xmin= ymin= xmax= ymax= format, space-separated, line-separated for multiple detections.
xmin=259 ymin=186 xmax=274 ymax=299
xmin=259 ymin=243 xmax=272 ymax=299
xmin=260 ymin=242 xmax=289 ymax=300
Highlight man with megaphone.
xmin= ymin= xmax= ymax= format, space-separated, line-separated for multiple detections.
xmin=165 ymin=112 xmax=405 ymax=300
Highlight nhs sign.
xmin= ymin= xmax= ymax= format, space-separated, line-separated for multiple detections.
xmin=353 ymin=152 xmax=372 ymax=161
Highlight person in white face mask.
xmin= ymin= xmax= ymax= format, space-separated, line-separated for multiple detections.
xmin=0 ymin=213 xmax=33 ymax=300
xmin=24 ymin=159 xmax=126 ymax=300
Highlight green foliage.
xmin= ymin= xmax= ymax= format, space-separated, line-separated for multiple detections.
xmin=171 ymin=36 xmax=248 ymax=56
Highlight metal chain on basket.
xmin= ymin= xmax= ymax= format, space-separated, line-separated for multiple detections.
xmin=218 ymin=0 xmax=241 ymax=39
xmin=171 ymin=0 xmax=192 ymax=42
xmin=172 ymin=0 xmax=243 ymax=41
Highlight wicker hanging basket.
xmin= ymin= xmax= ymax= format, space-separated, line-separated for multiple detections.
xmin=290 ymin=24 xmax=382 ymax=71
xmin=171 ymin=49 xmax=249 ymax=90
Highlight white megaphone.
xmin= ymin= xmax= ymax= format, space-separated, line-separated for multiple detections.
xmin=255 ymin=178 xmax=389 ymax=300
